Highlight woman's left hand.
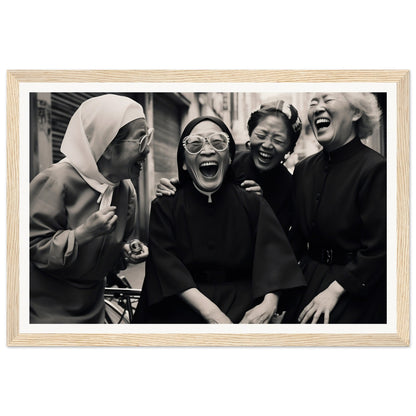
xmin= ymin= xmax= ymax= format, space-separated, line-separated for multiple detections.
xmin=122 ymin=241 xmax=149 ymax=264
xmin=298 ymin=281 xmax=345 ymax=324
xmin=240 ymin=180 xmax=263 ymax=196
xmin=240 ymin=293 xmax=278 ymax=324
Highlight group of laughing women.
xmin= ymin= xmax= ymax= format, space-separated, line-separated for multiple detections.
xmin=30 ymin=92 xmax=386 ymax=325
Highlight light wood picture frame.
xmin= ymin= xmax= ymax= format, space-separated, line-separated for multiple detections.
xmin=7 ymin=70 xmax=409 ymax=346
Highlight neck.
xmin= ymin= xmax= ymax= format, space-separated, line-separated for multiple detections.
xmin=192 ymin=182 xmax=221 ymax=202
xmin=96 ymin=159 xmax=121 ymax=184
xmin=324 ymin=131 xmax=356 ymax=153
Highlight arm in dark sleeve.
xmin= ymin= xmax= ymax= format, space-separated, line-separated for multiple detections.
xmin=251 ymin=197 xmax=306 ymax=300
xmin=144 ymin=198 xmax=197 ymax=306
xmin=30 ymin=173 xmax=79 ymax=270
xmin=336 ymin=160 xmax=386 ymax=297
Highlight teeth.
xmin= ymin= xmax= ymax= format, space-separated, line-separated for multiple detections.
xmin=259 ymin=152 xmax=272 ymax=159
xmin=315 ymin=118 xmax=331 ymax=129
xmin=200 ymin=161 xmax=218 ymax=167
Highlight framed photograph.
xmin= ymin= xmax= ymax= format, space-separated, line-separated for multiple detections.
xmin=7 ymin=70 xmax=409 ymax=346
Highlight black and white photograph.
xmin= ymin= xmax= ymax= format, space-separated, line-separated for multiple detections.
xmin=7 ymin=73 xmax=407 ymax=346
xmin=2 ymin=2 xmax=414 ymax=415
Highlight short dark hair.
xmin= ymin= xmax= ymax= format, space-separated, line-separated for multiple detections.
xmin=247 ymin=101 xmax=302 ymax=154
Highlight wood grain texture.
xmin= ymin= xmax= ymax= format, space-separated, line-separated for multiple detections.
xmin=7 ymin=70 xmax=410 ymax=347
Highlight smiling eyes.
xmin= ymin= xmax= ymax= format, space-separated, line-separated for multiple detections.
xmin=253 ymin=131 xmax=286 ymax=146
xmin=310 ymin=97 xmax=335 ymax=107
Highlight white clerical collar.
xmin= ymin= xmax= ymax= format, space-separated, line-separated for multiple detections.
xmin=192 ymin=183 xmax=219 ymax=203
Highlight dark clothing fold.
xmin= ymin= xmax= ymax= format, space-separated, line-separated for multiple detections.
xmin=133 ymin=181 xmax=305 ymax=323
xmin=233 ymin=151 xmax=294 ymax=235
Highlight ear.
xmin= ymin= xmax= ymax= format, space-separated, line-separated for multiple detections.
xmin=352 ymin=108 xmax=362 ymax=122
xmin=182 ymin=162 xmax=188 ymax=171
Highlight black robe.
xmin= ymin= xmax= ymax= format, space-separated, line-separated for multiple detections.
xmin=133 ymin=181 xmax=305 ymax=323
xmin=233 ymin=151 xmax=294 ymax=235
xmin=287 ymin=138 xmax=386 ymax=323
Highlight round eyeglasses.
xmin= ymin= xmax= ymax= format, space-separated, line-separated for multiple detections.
xmin=183 ymin=132 xmax=229 ymax=155
xmin=115 ymin=128 xmax=154 ymax=152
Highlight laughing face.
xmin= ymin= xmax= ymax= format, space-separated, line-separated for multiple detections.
xmin=182 ymin=121 xmax=231 ymax=193
xmin=250 ymin=115 xmax=291 ymax=172
xmin=308 ymin=93 xmax=361 ymax=151
xmin=103 ymin=118 xmax=150 ymax=181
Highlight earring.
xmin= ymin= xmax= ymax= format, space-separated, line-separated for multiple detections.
xmin=281 ymin=153 xmax=290 ymax=163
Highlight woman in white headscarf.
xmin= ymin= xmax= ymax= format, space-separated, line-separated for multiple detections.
xmin=30 ymin=94 xmax=152 ymax=323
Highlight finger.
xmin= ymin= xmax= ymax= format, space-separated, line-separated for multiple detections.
xmin=161 ymin=178 xmax=177 ymax=191
xmin=107 ymin=214 xmax=118 ymax=228
xmin=245 ymin=187 xmax=262 ymax=194
xmin=169 ymin=177 xmax=180 ymax=186
xmin=311 ymin=309 xmax=322 ymax=324
xmin=300 ymin=306 xmax=316 ymax=324
xmin=101 ymin=206 xmax=117 ymax=214
xmin=298 ymin=302 xmax=313 ymax=322
xmin=101 ymin=210 xmax=117 ymax=222
xmin=240 ymin=313 xmax=250 ymax=324
xmin=324 ymin=310 xmax=330 ymax=324
xmin=240 ymin=180 xmax=254 ymax=187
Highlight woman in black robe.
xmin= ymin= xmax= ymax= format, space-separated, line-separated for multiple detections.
xmin=232 ymin=100 xmax=302 ymax=235
xmin=156 ymin=100 xmax=303 ymax=236
xmin=133 ymin=116 xmax=305 ymax=324
xmin=287 ymin=93 xmax=386 ymax=324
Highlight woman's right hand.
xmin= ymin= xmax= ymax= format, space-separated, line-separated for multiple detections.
xmin=74 ymin=206 xmax=118 ymax=245
xmin=204 ymin=308 xmax=233 ymax=324
xmin=180 ymin=288 xmax=233 ymax=324
xmin=155 ymin=177 xmax=179 ymax=197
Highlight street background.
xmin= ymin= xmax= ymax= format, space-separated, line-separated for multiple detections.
xmin=1 ymin=2 xmax=415 ymax=416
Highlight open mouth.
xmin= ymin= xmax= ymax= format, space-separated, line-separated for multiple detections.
xmin=315 ymin=117 xmax=331 ymax=131
xmin=199 ymin=161 xmax=219 ymax=177
xmin=258 ymin=150 xmax=273 ymax=163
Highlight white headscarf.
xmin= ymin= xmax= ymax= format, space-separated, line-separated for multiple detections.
xmin=60 ymin=94 xmax=145 ymax=209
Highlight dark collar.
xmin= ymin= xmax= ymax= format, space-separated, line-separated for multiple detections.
xmin=323 ymin=137 xmax=363 ymax=163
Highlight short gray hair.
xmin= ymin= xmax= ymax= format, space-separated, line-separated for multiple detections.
xmin=342 ymin=93 xmax=382 ymax=139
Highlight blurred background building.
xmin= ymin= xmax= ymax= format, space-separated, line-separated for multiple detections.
xmin=29 ymin=91 xmax=387 ymax=244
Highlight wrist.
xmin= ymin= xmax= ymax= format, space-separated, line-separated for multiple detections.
xmin=328 ymin=281 xmax=346 ymax=297
xmin=201 ymin=303 xmax=222 ymax=322
xmin=74 ymin=224 xmax=93 ymax=245
xmin=263 ymin=293 xmax=279 ymax=312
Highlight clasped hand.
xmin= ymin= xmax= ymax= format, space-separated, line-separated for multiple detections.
xmin=122 ymin=240 xmax=149 ymax=264
xmin=75 ymin=206 xmax=118 ymax=245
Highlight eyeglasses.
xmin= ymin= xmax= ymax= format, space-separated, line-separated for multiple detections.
xmin=115 ymin=128 xmax=154 ymax=152
xmin=183 ymin=132 xmax=229 ymax=155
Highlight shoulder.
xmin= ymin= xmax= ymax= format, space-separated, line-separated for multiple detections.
xmin=293 ymin=150 xmax=322 ymax=173
xmin=358 ymin=142 xmax=386 ymax=167
xmin=228 ymin=182 xmax=262 ymax=210
xmin=30 ymin=162 xmax=78 ymax=189
xmin=277 ymin=164 xmax=293 ymax=181
xmin=233 ymin=150 xmax=251 ymax=166
xmin=150 ymin=190 xmax=181 ymax=212
xmin=232 ymin=151 xmax=252 ymax=178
